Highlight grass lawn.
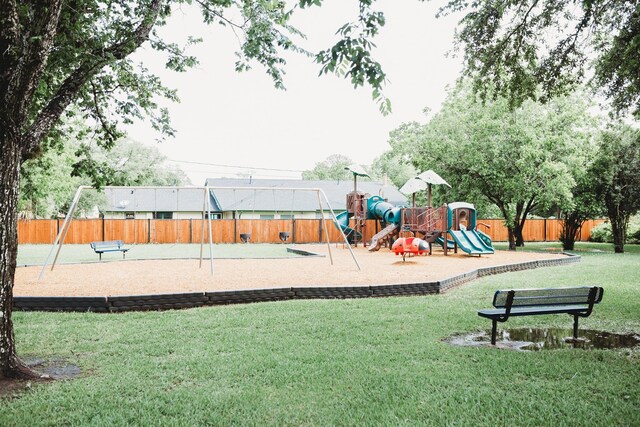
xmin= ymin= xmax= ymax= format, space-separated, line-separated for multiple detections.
xmin=2 ymin=251 xmax=639 ymax=425
xmin=493 ymin=240 xmax=640 ymax=254
xmin=17 ymin=243 xmax=304 ymax=266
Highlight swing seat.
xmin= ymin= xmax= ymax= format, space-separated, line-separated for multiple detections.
xmin=279 ymin=232 xmax=290 ymax=242
xmin=239 ymin=233 xmax=251 ymax=243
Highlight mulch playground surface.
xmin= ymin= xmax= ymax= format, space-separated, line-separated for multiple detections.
xmin=15 ymin=245 xmax=570 ymax=297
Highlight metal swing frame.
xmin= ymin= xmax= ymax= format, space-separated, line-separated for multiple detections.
xmin=39 ymin=185 xmax=360 ymax=280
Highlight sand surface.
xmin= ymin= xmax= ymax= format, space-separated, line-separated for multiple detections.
xmin=15 ymin=245 xmax=570 ymax=297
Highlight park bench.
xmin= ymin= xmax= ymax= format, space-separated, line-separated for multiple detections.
xmin=90 ymin=240 xmax=130 ymax=261
xmin=478 ymin=286 xmax=604 ymax=345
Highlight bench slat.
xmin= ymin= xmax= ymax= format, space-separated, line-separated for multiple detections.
xmin=478 ymin=304 xmax=590 ymax=319
xmin=493 ymin=286 xmax=603 ymax=308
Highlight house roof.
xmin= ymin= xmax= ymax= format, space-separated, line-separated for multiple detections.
xmin=205 ymin=178 xmax=408 ymax=212
xmin=103 ymin=187 xmax=207 ymax=212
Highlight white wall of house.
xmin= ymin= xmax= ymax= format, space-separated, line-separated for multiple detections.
xmin=221 ymin=211 xmax=337 ymax=220
xmin=103 ymin=211 xmax=204 ymax=220
xmin=104 ymin=210 xmax=341 ymax=220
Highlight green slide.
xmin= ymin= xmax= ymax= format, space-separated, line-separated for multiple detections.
xmin=448 ymin=226 xmax=494 ymax=255
xmin=334 ymin=211 xmax=361 ymax=243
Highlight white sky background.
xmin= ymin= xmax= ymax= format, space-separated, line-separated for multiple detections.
xmin=125 ymin=1 xmax=463 ymax=185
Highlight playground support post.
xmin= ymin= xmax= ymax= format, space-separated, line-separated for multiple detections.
xmin=39 ymin=185 xmax=90 ymax=280
xmin=198 ymin=186 xmax=214 ymax=275
xmin=318 ymin=189 xmax=361 ymax=271
xmin=316 ymin=191 xmax=333 ymax=266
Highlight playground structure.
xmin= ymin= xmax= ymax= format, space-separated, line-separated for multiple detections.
xmin=334 ymin=168 xmax=494 ymax=256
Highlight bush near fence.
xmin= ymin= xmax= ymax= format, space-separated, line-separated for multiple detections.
xmin=17 ymin=218 xmax=606 ymax=245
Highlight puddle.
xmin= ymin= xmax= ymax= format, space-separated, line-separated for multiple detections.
xmin=23 ymin=357 xmax=82 ymax=379
xmin=445 ymin=328 xmax=640 ymax=351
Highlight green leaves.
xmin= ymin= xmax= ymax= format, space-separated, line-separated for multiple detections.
xmin=386 ymin=82 xmax=597 ymax=247
xmin=443 ymin=0 xmax=640 ymax=118
xmin=310 ymin=0 xmax=390 ymax=114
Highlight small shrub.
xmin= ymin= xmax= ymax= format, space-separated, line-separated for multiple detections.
xmin=590 ymin=222 xmax=612 ymax=243
xmin=590 ymin=216 xmax=640 ymax=243
xmin=628 ymin=215 xmax=640 ymax=244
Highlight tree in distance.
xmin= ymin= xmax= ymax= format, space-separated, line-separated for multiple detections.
xmin=302 ymin=154 xmax=355 ymax=181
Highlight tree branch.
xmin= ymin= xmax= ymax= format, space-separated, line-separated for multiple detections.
xmin=21 ymin=0 xmax=163 ymax=158
xmin=0 ymin=0 xmax=20 ymax=100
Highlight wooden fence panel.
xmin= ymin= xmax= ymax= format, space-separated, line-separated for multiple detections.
xmin=18 ymin=219 xmax=57 ymax=244
xmin=580 ymin=219 xmax=606 ymax=241
xmin=63 ymin=219 xmax=103 ymax=244
xmin=104 ymin=219 xmax=148 ymax=244
xmin=293 ymin=220 xmax=320 ymax=243
xmin=545 ymin=219 xmax=561 ymax=241
xmin=16 ymin=218 xmax=608 ymax=244
xmin=476 ymin=219 xmax=509 ymax=242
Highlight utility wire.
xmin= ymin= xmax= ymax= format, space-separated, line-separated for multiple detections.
xmin=168 ymin=158 xmax=305 ymax=173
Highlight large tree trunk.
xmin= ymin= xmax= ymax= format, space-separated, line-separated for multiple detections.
xmin=515 ymin=224 xmax=525 ymax=247
xmin=560 ymin=212 xmax=584 ymax=251
xmin=507 ymin=227 xmax=517 ymax=250
xmin=0 ymin=133 xmax=38 ymax=379
xmin=610 ymin=215 xmax=628 ymax=254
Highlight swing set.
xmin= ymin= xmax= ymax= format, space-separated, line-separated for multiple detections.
xmin=39 ymin=185 xmax=360 ymax=280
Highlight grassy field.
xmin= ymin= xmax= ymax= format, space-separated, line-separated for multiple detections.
xmin=16 ymin=243 xmax=304 ymax=266
xmin=2 ymin=250 xmax=639 ymax=426
xmin=492 ymin=240 xmax=640 ymax=254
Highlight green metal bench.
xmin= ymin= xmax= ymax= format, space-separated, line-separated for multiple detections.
xmin=478 ymin=286 xmax=604 ymax=345
xmin=89 ymin=240 xmax=130 ymax=261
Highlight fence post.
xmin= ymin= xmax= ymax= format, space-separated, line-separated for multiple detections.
xmin=292 ymin=218 xmax=296 ymax=243
xmin=147 ymin=219 xmax=151 ymax=244
xmin=318 ymin=218 xmax=323 ymax=243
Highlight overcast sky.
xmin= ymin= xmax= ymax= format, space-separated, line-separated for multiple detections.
xmin=126 ymin=1 xmax=463 ymax=185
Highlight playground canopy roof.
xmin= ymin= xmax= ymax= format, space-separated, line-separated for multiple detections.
xmin=205 ymin=178 xmax=407 ymax=212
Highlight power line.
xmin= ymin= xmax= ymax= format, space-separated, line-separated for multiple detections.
xmin=168 ymin=158 xmax=305 ymax=173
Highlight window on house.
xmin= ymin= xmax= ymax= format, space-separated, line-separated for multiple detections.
xmin=204 ymin=213 xmax=221 ymax=219
xmin=259 ymin=214 xmax=274 ymax=220
xmin=280 ymin=214 xmax=294 ymax=220
xmin=153 ymin=212 xmax=173 ymax=219
xmin=125 ymin=212 xmax=135 ymax=220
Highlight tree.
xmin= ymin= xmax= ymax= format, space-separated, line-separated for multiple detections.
xmin=394 ymin=84 xmax=593 ymax=250
xmin=19 ymin=138 xmax=189 ymax=218
xmin=73 ymin=138 xmax=190 ymax=188
xmin=592 ymin=124 xmax=640 ymax=253
xmin=369 ymin=150 xmax=416 ymax=189
xmin=441 ymin=1 xmax=640 ymax=118
xmin=0 ymin=1 xmax=391 ymax=379
xmin=302 ymin=154 xmax=355 ymax=181
xmin=558 ymin=161 xmax=605 ymax=251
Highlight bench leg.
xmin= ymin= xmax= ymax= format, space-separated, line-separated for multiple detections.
xmin=99 ymin=253 xmax=102 ymax=262
xmin=573 ymin=314 xmax=579 ymax=340
xmin=491 ymin=319 xmax=497 ymax=345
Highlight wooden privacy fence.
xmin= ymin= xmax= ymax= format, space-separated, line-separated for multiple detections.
xmin=17 ymin=218 xmax=606 ymax=245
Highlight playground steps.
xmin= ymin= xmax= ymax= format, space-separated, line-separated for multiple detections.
xmin=424 ymin=231 xmax=443 ymax=243
xmin=368 ymin=224 xmax=399 ymax=252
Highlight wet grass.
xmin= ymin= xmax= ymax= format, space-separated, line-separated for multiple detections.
xmin=492 ymin=240 xmax=640 ymax=254
xmin=2 ymin=251 xmax=639 ymax=426
xmin=17 ymin=243 xmax=304 ymax=266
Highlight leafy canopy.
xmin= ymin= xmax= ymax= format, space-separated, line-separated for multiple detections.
xmin=441 ymin=1 xmax=640 ymax=117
